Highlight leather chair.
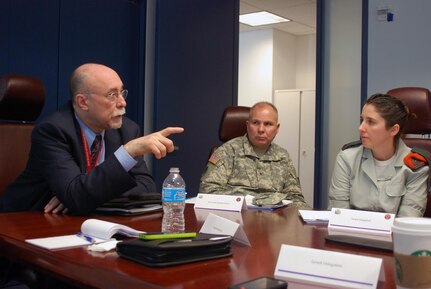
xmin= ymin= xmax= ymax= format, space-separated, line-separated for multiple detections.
xmin=387 ymin=87 xmax=431 ymax=217
xmin=0 ymin=74 xmax=45 ymax=196
xmin=219 ymin=106 xmax=250 ymax=142
xmin=0 ymin=74 xmax=45 ymax=288
xmin=209 ymin=106 xmax=250 ymax=157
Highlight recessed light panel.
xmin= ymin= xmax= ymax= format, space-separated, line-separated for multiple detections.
xmin=240 ymin=11 xmax=290 ymax=26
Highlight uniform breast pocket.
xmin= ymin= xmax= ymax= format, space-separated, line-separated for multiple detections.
xmin=381 ymin=181 xmax=405 ymax=212
xmin=383 ymin=182 xmax=406 ymax=198
xmin=228 ymin=167 xmax=252 ymax=187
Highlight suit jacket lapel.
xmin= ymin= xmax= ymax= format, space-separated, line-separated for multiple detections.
xmin=62 ymin=102 xmax=87 ymax=173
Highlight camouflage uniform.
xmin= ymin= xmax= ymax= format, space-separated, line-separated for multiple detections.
xmin=200 ymin=135 xmax=309 ymax=208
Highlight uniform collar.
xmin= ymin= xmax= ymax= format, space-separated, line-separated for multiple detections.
xmin=362 ymin=139 xmax=408 ymax=167
xmin=362 ymin=139 xmax=409 ymax=183
xmin=241 ymin=135 xmax=280 ymax=160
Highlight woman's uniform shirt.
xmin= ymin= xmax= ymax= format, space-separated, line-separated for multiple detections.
xmin=328 ymin=139 xmax=428 ymax=217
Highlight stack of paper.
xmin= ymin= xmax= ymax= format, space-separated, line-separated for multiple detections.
xmin=26 ymin=234 xmax=106 ymax=250
xmin=81 ymin=219 xmax=144 ymax=239
xmin=298 ymin=210 xmax=331 ymax=224
xmin=25 ymin=219 xmax=144 ymax=250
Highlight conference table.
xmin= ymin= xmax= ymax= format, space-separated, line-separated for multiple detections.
xmin=0 ymin=205 xmax=396 ymax=289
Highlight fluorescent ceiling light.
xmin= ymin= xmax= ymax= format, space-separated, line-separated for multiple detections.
xmin=240 ymin=11 xmax=290 ymax=27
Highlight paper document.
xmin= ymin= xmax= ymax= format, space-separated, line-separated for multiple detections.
xmin=81 ymin=219 xmax=144 ymax=239
xmin=298 ymin=210 xmax=331 ymax=224
xmin=26 ymin=234 xmax=106 ymax=250
xmin=185 ymin=197 xmax=197 ymax=204
xmin=26 ymin=219 xmax=144 ymax=250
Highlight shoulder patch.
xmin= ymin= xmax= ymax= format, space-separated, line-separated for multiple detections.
xmin=208 ymin=152 xmax=221 ymax=165
xmin=342 ymin=140 xmax=362 ymax=151
xmin=404 ymin=147 xmax=431 ymax=171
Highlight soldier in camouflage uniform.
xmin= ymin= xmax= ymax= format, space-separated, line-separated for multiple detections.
xmin=200 ymin=101 xmax=309 ymax=208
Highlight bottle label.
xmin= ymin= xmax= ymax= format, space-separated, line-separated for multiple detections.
xmin=162 ymin=188 xmax=186 ymax=202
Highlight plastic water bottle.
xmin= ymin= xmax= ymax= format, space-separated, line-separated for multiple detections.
xmin=161 ymin=167 xmax=186 ymax=233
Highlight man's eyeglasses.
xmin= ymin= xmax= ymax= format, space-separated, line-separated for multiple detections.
xmin=106 ymin=89 xmax=128 ymax=103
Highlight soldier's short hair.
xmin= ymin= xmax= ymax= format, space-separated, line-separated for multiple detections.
xmin=250 ymin=101 xmax=278 ymax=120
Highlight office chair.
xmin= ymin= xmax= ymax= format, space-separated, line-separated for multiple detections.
xmin=387 ymin=87 xmax=431 ymax=217
xmin=0 ymin=74 xmax=45 ymax=196
xmin=219 ymin=106 xmax=250 ymax=142
xmin=209 ymin=106 xmax=250 ymax=157
xmin=0 ymin=74 xmax=45 ymax=288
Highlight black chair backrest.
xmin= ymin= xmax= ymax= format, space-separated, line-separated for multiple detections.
xmin=208 ymin=106 xmax=250 ymax=159
xmin=219 ymin=106 xmax=250 ymax=142
xmin=387 ymin=87 xmax=431 ymax=217
xmin=0 ymin=74 xmax=45 ymax=195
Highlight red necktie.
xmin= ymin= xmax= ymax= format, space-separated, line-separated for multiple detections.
xmin=90 ymin=134 xmax=102 ymax=167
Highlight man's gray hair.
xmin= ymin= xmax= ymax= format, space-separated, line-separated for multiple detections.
xmin=249 ymin=101 xmax=278 ymax=119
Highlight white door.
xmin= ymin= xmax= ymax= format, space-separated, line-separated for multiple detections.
xmin=274 ymin=89 xmax=315 ymax=206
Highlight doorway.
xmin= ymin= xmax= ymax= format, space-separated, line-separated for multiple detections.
xmin=238 ymin=0 xmax=317 ymax=206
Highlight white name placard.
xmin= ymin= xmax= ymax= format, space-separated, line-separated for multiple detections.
xmin=200 ymin=213 xmax=251 ymax=246
xmin=274 ymin=245 xmax=384 ymax=289
xmin=194 ymin=193 xmax=246 ymax=212
xmin=328 ymin=208 xmax=394 ymax=239
xmin=194 ymin=208 xmax=244 ymax=224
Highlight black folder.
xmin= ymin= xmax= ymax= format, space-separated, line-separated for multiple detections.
xmin=95 ymin=193 xmax=162 ymax=215
xmin=116 ymin=233 xmax=233 ymax=267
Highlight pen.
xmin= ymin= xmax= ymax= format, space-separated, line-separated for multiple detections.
xmin=76 ymin=232 xmax=96 ymax=243
xmin=209 ymin=236 xmax=231 ymax=241
xmin=177 ymin=236 xmax=231 ymax=242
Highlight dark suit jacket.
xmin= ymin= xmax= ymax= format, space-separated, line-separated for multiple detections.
xmin=0 ymin=101 xmax=156 ymax=214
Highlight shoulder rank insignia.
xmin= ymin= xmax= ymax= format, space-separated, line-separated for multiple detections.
xmin=342 ymin=140 xmax=362 ymax=151
xmin=208 ymin=152 xmax=221 ymax=165
xmin=404 ymin=147 xmax=431 ymax=171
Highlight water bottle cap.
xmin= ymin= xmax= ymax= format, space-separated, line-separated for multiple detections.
xmin=169 ymin=167 xmax=180 ymax=173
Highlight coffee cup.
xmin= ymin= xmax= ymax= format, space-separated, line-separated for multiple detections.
xmin=392 ymin=217 xmax=431 ymax=289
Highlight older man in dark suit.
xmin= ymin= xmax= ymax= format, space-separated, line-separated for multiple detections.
xmin=0 ymin=63 xmax=183 ymax=215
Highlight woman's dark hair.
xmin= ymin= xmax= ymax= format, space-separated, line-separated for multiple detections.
xmin=365 ymin=93 xmax=413 ymax=141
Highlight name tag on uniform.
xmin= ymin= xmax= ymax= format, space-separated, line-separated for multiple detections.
xmin=194 ymin=193 xmax=247 ymax=212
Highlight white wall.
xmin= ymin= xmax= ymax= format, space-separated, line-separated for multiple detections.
xmin=367 ymin=0 xmax=431 ymax=94
xmin=238 ymin=29 xmax=314 ymax=106
xmin=296 ymin=34 xmax=316 ymax=89
xmin=320 ymin=0 xmax=363 ymax=209
xmin=238 ymin=29 xmax=274 ymax=106
xmin=273 ymin=29 xmax=296 ymax=91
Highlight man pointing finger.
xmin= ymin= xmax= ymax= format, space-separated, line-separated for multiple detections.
xmin=0 ymin=63 xmax=184 ymax=215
